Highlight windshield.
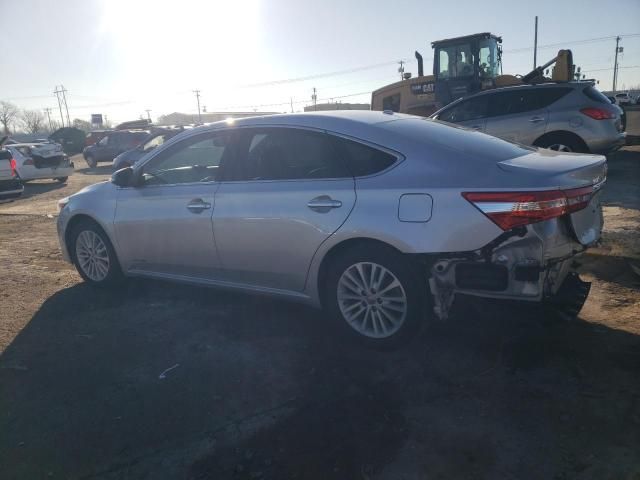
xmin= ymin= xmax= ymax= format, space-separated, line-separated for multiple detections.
xmin=437 ymin=42 xmax=474 ymax=78
xmin=478 ymin=38 xmax=499 ymax=78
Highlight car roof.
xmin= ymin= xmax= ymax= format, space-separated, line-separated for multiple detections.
xmin=7 ymin=142 xmax=56 ymax=147
xmin=196 ymin=110 xmax=411 ymax=131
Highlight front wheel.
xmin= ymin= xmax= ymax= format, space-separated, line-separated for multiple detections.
xmin=324 ymin=244 xmax=427 ymax=349
xmin=69 ymin=220 xmax=123 ymax=286
xmin=55 ymin=176 xmax=68 ymax=183
xmin=85 ymin=154 xmax=97 ymax=168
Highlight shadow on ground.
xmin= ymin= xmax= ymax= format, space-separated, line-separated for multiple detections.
xmin=602 ymin=148 xmax=640 ymax=210
xmin=74 ymin=164 xmax=113 ymax=176
xmin=1 ymin=279 xmax=640 ymax=479
xmin=20 ymin=179 xmax=67 ymax=198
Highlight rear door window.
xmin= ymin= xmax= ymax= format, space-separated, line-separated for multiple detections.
xmin=334 ymin=137 xmax=398 ymax=177
xmin=487 ymin=89 xmax=550 ymax=117
xmin=231 ymin=128 xmax=350 ymax=181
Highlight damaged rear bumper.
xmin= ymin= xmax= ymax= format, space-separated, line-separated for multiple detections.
xmin=427 ymin=214 xmax=595 ymax=320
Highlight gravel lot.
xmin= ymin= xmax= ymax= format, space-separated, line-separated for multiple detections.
xmin=0 ymin=140 xmax=639 ymax=479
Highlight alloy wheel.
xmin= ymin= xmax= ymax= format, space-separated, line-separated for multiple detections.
xmin=547 ymin=143 xmax=572 ymax=152
xmin=337 ymin=262 xmax=408 ymax=339
xmin=75 ymin=230 xmax=110 ymax=281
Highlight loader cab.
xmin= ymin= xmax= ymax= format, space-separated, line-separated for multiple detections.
xmin=433 ymin=33 xmax=502 ymax=107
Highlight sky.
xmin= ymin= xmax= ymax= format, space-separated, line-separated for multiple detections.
xmin=2 ymin=0 xmax=640 ymax=124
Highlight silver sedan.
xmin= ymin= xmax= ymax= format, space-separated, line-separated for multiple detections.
xmin=57 ymin=111 xmax=606 ymax=347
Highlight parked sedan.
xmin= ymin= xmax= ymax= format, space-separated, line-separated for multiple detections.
xmin=6 ymin=142 xmax=74 ymax=182
xmin=57 ymin=111 xmax=605 ymax=347
xmin=432 ymin=82 xmax=625 ymax=154
xmin=0 ymin=142 xmax=24 ymax=202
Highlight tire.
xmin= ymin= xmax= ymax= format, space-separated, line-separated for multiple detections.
xmin=55 ymin=176 xmax=68 ymax=183
xmin=69 ymin=220 xmax=123 ymax=287
xmin=85 ymin=154 xmax=97 ymax=168
xmin=534 ymin=133 xmax=588 ymax=153
xmin=323 ymin=244 xmax=428 ymax=349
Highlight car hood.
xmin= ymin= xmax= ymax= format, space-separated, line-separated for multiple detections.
xmin=72 ymin=180 xmax=111 ymax=198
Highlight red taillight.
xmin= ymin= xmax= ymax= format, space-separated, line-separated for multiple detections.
xmin=580 ymin=107 xmax=615 ymax=120
xmin=463 ymin=186 xmax=594 ymax=230
xmin=9 ymin=158 xmax=17 ymax=177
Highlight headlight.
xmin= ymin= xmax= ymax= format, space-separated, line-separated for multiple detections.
xmin=57 ymin=196 xmax=70 ymax=212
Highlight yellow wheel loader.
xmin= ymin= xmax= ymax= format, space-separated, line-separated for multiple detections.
xmin=371 ymin=32 xmax=574 ymax=116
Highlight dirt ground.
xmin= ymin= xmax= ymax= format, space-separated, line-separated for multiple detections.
xmin=0 ymin=142 xmax=639 ymax=479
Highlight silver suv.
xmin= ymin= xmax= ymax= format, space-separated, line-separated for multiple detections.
xmin=432 ymin=82 xmax=625 ymax=154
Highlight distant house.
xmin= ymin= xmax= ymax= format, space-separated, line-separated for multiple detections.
xmin=157 ymin=111 xmax=279 ymax=126
xmin=304 ymin=102 xmax=370 ymax=112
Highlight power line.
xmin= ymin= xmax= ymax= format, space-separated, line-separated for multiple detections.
xmin=505 ymin=33 xmax=640 ymax=54
xmin=237 ymin=60 xmax=404 ymax=88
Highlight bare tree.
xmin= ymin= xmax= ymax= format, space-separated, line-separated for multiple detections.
xmin=72 ymin=118 xmax=91 ymax=131
xmin=20 ymin=109 xmax=46 ymax=134
xmin=0 ymin=101 xmax=18 ymax=134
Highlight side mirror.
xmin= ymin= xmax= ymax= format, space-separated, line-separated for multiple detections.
xmin=111 ymin=167 xmax=135 ymax=187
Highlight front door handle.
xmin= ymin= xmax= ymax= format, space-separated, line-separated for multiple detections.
xmin=529 ymin=116 xmax=545 ymax=123
xmin=186 ymin=198 xmax=211 ymax=213
xmin=307 ymin=195 xmax=342 ymax=213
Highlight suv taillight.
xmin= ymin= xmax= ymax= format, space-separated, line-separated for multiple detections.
xmin=580 ymin=107 xmax=615 ymax=120
xmin=462 ymin=186 xmax=594 ymax=230
xmin=9 ymin=158 xmax=17 ymax=177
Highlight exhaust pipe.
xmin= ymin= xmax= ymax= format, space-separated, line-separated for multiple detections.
xmin=415 ymin=51 xmax=424 ymax=77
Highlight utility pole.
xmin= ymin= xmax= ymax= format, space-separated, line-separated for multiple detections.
xmin=290 ymin=97 xmax=294 ymax=113
xmin=613 ymin=36 xmax=622 ymax=92
xmin=311 ymin=88 xmax=317 ymax=111
xmin=59 ymin=85 xmax=70 ymax=126
xmin=44 ymin=108 xmax=53 ymax=131
xmin=398 ymin=60 xmax=405 ymax=80
xmin=193 ymin=89 xmax=202 ymax=122
xmin=533 ymin=16 xmax=538 ymax=69
xmin=53 ymin=86 xmax=65 ymax=127
xmin=145 ymin=109 xmax=152 ymax=122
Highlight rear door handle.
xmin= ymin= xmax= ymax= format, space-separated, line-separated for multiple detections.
xmin=307 ymin=195 xmax=342 ymax=212
xmin=186 ymin=198 xmax=211 ymax=213
xmin=529 ymin=116 xmax=545 ymax=123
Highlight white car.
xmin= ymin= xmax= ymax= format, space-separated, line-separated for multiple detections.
xmin=6 ymin=142 xmax=74 ymax=182
xmin=614 ymin=92 xmax=633 ymax=106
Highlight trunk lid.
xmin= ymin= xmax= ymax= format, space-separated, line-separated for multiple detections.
xmin=497 ymin=150 xmax=607 ymax=189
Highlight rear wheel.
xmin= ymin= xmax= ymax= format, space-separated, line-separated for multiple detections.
xmin=534 ymin=133 xmax=588 ymax=153
xmin=324 ymin=244 xmax=427 ymax=349
xmin=55 ymin=176 xmax=68 ymax=183
xmin=85 ymin=154 xmax=97 ymax=168
xmin=69 ymin=220 xmax=123 ymax=286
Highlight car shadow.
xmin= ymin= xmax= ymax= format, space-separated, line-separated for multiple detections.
xmin=602 ymin=148 xmax=640 ymax=210
xmin=19 ymin=179 xmax=66 ymax=198
xmin=1 ymin=280 xmax=639 ymax=479
xmin=74 ymin=164 xmax=113 ymax=176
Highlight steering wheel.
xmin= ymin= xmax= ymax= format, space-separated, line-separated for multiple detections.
xmin=307 ymin=167 xmax=328 ymax=178
xmin=142 ymin=170 xmax=168 ymax=184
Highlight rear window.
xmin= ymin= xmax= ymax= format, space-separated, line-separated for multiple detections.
xmin=584 ymin=86 xmax=610 ymax=104
xmin=383 ymin=118 xmax=533 ymax=163
xmin=0 ymin=149 xmax=11 ymax=160
xmin=336 ymin=138 xmax=397 ymax=177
